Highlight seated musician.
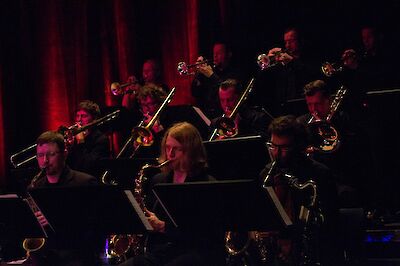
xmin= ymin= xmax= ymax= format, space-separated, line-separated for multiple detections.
xmin=119 ymin=122 xmax=226 ymax=266
xmin=123 ymin=84 xmax=167 ymax=159
xmin=297 ymin=80 xmax=373 ymax=208
xmin=27 ymin=130 xmax=101 ymax=266
xmin=66 ymin=100 xmax=110 ymax=180
xmin=260 ymin=115 xmax=339 ymax=265
xmin=210 ymin=78 xmax=272 ymax=140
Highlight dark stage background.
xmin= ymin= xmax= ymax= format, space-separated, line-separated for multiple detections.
xmin=0 ymin=0 xmax=399 ymax=210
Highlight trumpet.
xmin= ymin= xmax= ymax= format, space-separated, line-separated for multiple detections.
xmin=111 ymin=80 xmax=139 ymax=96
xmin=10 ymin=110 xmax=120 ymax=168
xmin=321 ymin=49 xmax=357 ymax=77
xmin=257 ymin=49 xmax=289 ymax=70
xmin=177 ymin=59 xmax=213 ymax=75
xmin=209 ymin=78 xmax=255 ymax=140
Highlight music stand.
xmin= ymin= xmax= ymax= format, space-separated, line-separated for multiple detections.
xmin=203 ymin=135 xmax=269 ymax=180
xmin=160 ymin=105 xmax=211 ymax=140
xmin=0 ymin=194 xmax=45 ymax=239
xmin=29 ymin=185 xmax=153 ymax=238
xmin=152 ymin=179 xmax=292 ymax=232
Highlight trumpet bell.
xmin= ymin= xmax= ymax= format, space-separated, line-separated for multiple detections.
xmin=257 ymin=54 xmax=270 ymax=70
xmin=111 ymin=82 xmax=122 ymax=96
xmin=177 ymin=61 xmax=189 ymax=75
xmin=131 ymin=127 xmax=154 ymax=146
xmin=321 ymin=62 xmax=343 ymax=77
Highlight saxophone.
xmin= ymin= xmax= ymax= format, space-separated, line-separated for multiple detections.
xmin=105 ymin=160 xmax=170 ymax=264
xmin=23 ymin=168 xmax=54 ymax=256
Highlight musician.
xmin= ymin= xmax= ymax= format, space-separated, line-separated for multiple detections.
xmin=260 ymin=115 xmax=339 ymax=265
xmin=124 ymin=84 xmax=167 ymax=159
xmin=211 ymin=78 xmax=272 ymax=140
xmin=66 ymin=100 xmax=110 ymax=179
xmin=122 ymin=59 xmax=169 ymax=111
xmin=191 ymin=41 xmax=242 ymax=118
xmin=252 ymin=27 xmax=320 ymax=117
xmin=119 ymin=122 xmax=226 ymax=266
xmin=297 ymin=80 xmax=373 ymax=208
xmin=27 ymin=130 xmax=101 ymax=266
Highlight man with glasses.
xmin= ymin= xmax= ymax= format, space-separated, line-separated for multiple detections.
xmin=27 ymin=130 xmax=100 ymax=265
xmin=260 ymin=115 xmax=339 ymax=265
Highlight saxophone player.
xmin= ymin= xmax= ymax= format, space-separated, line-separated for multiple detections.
xmin=27 ymin=130 xmax=101 ymax=266
xmin=260 ymin=115 xmax=339 ymax=265
xmin=119 ymin=122 xmax=226 ymax=266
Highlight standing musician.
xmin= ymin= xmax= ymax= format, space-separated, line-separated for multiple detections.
xmin=252 ymin=27 xmax=320 ymax=117
xmin=260 ymin=115 xmax=339 ymax=265
xmin=66 ymin=100 xmax=111 ymax=180
xmin=119 ymin=122 xmax=226 ymax=266
xmin=27 ymin=130 xmax=101 ymax=266
xmin=297 ymin=80 xmax=374 ymax=208
xmin=211 ymin=78 xmax=272 ymax=140
xmin=191 ymin=41 xmax=242 ymax=118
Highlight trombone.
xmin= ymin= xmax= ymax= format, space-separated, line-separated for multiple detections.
xmin=10 ymin=110 xmax=120 ymax=168
xmin=209 ymin=78 xmax=255 ymax=141
xmin=101 ymin=88 xmax=176 ymax=184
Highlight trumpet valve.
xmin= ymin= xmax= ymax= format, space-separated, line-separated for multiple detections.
xmin=177 ymin=61 xmax=189 ymax=75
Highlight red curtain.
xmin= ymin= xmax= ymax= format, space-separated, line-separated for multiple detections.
xmin=0 ymin=66 xmax=5 ymax=187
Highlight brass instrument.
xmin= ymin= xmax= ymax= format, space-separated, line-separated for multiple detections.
xmin=23 ymin=169 xmax=54 ymax=257
xmin=257 ymin=49 xmax=288 ymax=70
xmin=307 ymin=86 xmax=347 ymax=153
xmin=177 ymin=59 xmax=214 ymax=76
xmin=321 ymin=49 xmax=357 ymax=77
xmin=209 ymin=78 xmax=255 ymax=141
xmin=101 ymin=88 xmax=175 ymax=185
xmin=106 ymin=160 xmax=170 ymax=264
xmin=111 ymin=80 xmax=139 ymax=96
xmin=10 ymin=110 xmax=120 ymax=168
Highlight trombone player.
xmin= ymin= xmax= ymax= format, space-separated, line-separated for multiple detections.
xmin=66 ymin=100 xmax=110 ymax=179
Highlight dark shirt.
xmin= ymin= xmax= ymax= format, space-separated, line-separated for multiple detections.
xmin=191 ymin=64 xmax=242 ymax=118
xmin=66 ymin=128 xmax=110 ymax=179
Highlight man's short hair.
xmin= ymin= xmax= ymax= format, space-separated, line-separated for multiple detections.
xmin=77 ymin=100 xmax=101 ymax=119
xmin=219 ymin=79 xmax=242 ymax=94
xmin=268 ymin=115 xmax=309 ymax=152
xmin=137 ymin=84 xmax=167 ymax=104
xmin=303 ymin=80 xmax=330 ymax=98
xmin=36 ymin=130 xmax=65 ymax=151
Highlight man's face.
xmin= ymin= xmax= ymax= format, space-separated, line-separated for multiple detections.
xmin=139 ymin=96 xmax=159 ymax=116
xmin=75 ymin=109 xmax=94 ymax=126
xmin=36 ymin=142 xmax=66 ymax=176
xmin=268 ymin=134 xmax=294 ymax=167
xmin=219 ymin=87 xmax=239 ymax=116
xmin=284 ymin=30 xmax=299 ymax=55
xmin=142 ymin=61 xmax=157 ymax=83
xmin=305 ymin=91 xmax=330 ymax=119
xmin=362 ymin=28 xmax=376 ymax=52
xmin=213 ymin=43 xmax=229 ymax=68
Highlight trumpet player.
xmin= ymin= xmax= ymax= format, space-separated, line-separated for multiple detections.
xmin=66 ymin=100 xmax=110 ymax=179
xmin=122 ymin=59 xmax=169 ymax=111
xmin=191 ymin=41 xmax=241 ymax=118
xmin=119 ymin=122 xmax=226 ymax=266
xmin=260 ymin=115 xmax=339 ymax=265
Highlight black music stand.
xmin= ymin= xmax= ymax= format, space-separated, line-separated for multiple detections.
xmin=203 ymin=135 xmax=269 ymax=180
xmin=0 ymin=194 xmax=45 ymax=239
xmin=152 ymin=179 xmax=292 ymax=232
xmin=98 ymin=158 xmax=158 ymax=188
xmin=29 ymin=185 xmax=153 ymax=238
xmin=160 ymin=105 xmax=211 ymax=140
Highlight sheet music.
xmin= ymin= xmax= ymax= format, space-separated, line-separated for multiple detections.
xmin=265 ymin=186 xmax=293 ymax=226
xmin=0 ymin=193 xmax=18 ymax=199
xmin=124 ymin=190 xmax=154 ymax=231
xmin=193 ymin=106 xmax=211 ymax=126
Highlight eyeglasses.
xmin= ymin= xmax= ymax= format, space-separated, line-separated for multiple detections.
xmin=266 ymin=142 xmax=292 ymax=153
xmin=36 ymin=151 xmax=61 ymax=159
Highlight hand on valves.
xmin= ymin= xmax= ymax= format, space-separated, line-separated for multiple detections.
xmin=267 ymin=48 xmax=294 ymax=65
xmin=195 ymin=56 xmax=214 ymax=78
